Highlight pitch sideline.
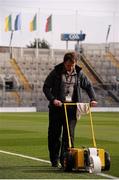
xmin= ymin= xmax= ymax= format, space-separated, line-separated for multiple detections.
xmin=0 ymin=149 xmax=118 ymax=179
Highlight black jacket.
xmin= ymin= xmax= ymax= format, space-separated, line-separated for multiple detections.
xmin=43 ymin=63 xmax=96 ymax=106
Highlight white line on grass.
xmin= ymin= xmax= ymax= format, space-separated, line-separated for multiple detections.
xmin=0 ymin=149 xmax=118 ymax=179
xmin=0 ymin=149 xmax=50 ymax=164
xmin=97 ymin=173 xmax=119 ymax=179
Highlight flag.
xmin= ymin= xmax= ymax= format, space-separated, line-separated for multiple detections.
xmin=45 ymin=14 xmax=52 ymax=32
xmin=5 ymin=14 xmax=12 ymax=32
xmin=29 ymin=14 xmax=37 ymax=32
xmin=14 ymin=13 xmax=21 ymax=31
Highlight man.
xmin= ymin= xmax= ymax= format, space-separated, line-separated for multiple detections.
xmin=43 ymin=52 xmax=97 ymax=167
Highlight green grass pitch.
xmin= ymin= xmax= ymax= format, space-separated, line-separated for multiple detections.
xmin=0 ymin=112 xmax=119 ymax=179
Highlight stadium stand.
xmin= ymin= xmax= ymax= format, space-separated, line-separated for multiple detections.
xmin=0 ymin=43 xmax=119 ymax=111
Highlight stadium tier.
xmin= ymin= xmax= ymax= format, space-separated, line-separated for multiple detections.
xmin=0 ymin=43 xmax=119 ymax=111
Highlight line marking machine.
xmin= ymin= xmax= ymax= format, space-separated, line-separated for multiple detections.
xmin=63 ymin=103 xmax=111 ymax=173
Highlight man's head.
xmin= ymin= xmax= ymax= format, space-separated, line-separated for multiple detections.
xmin=63 ymin=52 xmax=78 ymax=73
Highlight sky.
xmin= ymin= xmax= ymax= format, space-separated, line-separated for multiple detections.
xmin=0 ymin=0 xmax=119 ymax=49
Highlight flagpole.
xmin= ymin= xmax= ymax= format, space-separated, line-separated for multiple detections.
xmin=20 ymin=12 xmax=23 ymax=57
xmin=8 ymin=13 xmax=13 ymax=59
xmin=9 ymin=29 xmax=14 ymax=59
xmin=14 ymin=12 xmax=22 ymax=56
xmin=75 ymin=9 xmax=78 ymax=33
xmin=75 ymin=10 xmax=79 ymax=53
xmin=45 ymin=14 xmax=53 ymax=59
xmin=51 ymin=14 xmax=54 ymax=59
xmin=51 ymin=30 xmax=54 ymax=59
xmin=36 ymin=9 xmax=40 ymax=58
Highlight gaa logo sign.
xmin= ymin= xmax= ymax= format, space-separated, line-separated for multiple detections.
xmin=69 ymin=34 xmax=80 ymax=40
xmin=61 ymin=33 xmax=86 ymax=41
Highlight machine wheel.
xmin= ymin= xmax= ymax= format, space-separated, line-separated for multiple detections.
xmin=103 ymin=151 xmax=111 ymax=171
xmin=84 ymin=150 xmax=90 ymax=167
xmin=63 ymin=151 xmax=74 ymax=172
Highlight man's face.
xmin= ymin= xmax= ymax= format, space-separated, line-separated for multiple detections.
xmin=64 ymin=60 xmax=76 ymax=73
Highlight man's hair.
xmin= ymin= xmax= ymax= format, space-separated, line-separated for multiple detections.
xmin=63 ymin=52 xmax=78 ymax=63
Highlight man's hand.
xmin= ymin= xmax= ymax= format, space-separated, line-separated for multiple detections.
xmin=90 ymin=101 xmax=98 ymax=107
xmin=53 ymin=99 xmax=62 ymax=107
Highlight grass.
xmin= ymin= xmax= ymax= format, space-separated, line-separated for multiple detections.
xmin=0 ymin=112 xmax=119 ymax=179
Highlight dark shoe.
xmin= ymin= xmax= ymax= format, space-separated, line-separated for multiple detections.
xmin=51 ymin=161 xmax=58 ymax=167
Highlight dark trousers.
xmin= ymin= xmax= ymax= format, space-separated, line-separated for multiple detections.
xmin=48 ymin=105 xmax=77 ymax=164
